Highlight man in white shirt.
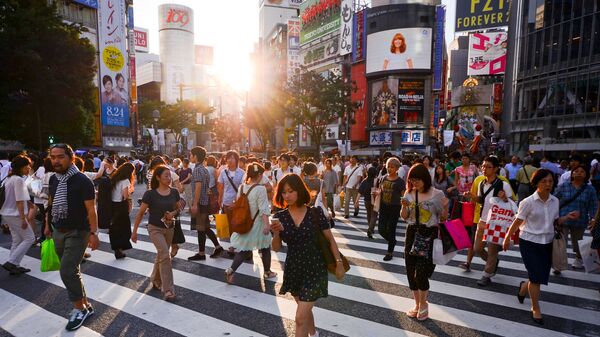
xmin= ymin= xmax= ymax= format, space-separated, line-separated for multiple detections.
xmin=342 ymin=155 xmax=364 ymax=218
xmin=317 ymin=156 xmax=327 ymax=175
xmin=272 ymin=153 xmax=294 ymax=187
xmin=289 ymin=154 xmax=302 ymax=175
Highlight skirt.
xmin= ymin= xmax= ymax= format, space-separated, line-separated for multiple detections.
xmin=519 ymin=238 xmax=552 ymax=285
xmin=109 ymin=201 xmax=133 ymax=251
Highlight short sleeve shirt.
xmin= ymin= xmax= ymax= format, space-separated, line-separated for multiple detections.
xmin=192 ymin=164 xmax=210 ymax=206
xmin=218 ymin=168 xmax=245 ymax=206
xmin=49 ymin=172 xmax=95 ymax=230
xmin=344 ymin=164 xmax=364 ymax=189
xmin=0 ymin=175 xmax=30 ymax=216
xmin=517 ymin=192 xmax=559 ymax=244
xmin=380 ymin=176 xmax=405 ymax=206
xmin=141 ymin=188 xmax=180 ymax=227
xmin=111 ymin=179 xmax=130 ymax=202
xmin=478 ymin=178 xmax=513 ymax=224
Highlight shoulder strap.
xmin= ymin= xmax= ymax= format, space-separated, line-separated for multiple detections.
xmin=348 ymin=166 xmax=360 ymax=180
xmin=560 ymin=185 xmax=588 ymax=209
xmin=225 ymin=170 xmax=238 ymax=191
xmin=415 ymin=191 xmax=420 ymax=226
xmin=523 ymin=166 xmax=531 ymax=183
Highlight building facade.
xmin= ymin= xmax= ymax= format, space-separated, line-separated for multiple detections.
xmin=507 ymin=0 xmax=600 ymax=155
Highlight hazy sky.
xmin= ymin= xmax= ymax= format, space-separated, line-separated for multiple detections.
xmin=135 ymin=0 xmax=457 ymax=90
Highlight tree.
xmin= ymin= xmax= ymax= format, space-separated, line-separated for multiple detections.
xmin=0 ymin=1 xmax=97 ymax=149
xmin=285 ymin=68 xmax=357 ymax=157
xmin=211 ymin=116 xmax=242 ymax=151
xmin=242 ymin=102 xmax=284 ymax=152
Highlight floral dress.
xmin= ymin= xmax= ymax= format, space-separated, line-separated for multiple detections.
xmin=275 ymin=207 xmax=329 ymax=302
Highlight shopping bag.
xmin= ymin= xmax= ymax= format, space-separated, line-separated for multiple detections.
xmin=40 ymin=239 xmax=60 ymax=272
xmin=314 ymin=192 xmax=330 ymax=218
xmin=461 ymin=201 xmax=475 ymax=227
xmin=552 ymin=233 xmax=568 ymax=271
xmin=449 ymin=198 xmax=462 ymax=220
xmin=339 ymin=190 xmax=345 ymax=207
xmin=578 ymin=238 xmax=600 ymax=274
xmin=333 ymin=194 xmax=341 ymax=211
xmin=439 ymin=222 xmax=458 ymax=254
xmin=432 ymin=238 xmax=457 ymax=265
xmin=484 ymin=224 xmax=518 ymax=246
xmin=215 ymin=213 xmax=230 ymax=239
xmin=444 ymin=218 xmax=471 ymax=251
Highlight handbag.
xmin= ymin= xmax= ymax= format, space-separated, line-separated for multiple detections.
xmin=172 ymin=218 xmax=186 ymax=244
xmin=333 ymin=194 xmax=341 ymax=211
xmin=443 ymin=218 xmax=471 ymax=251
xmin=461 ymin=201 xmax=475 ymax=227
xmin=215 ymin=212 xmax=230 ymax=239
xmin=552 ymin=230 xmax=568 ymax=271
xmin=311 ymin=207 xmax=350 ymax=279
xmin=439 ymin=222 xmax=458 ymax=254
xmin=314 ymin=180 xmax=330 ymax=218
xmin=433 ymin=235 xmax=457 ymax=265
xmin=409 ymin=192 xmax=433 ymax=258
xmin=208 ymin=187 xmax=220 ymax=215
xmin=372 ymin=176 xmax=382 ymax=213
xmin=449 ymin=197 xmax=462 ymax=220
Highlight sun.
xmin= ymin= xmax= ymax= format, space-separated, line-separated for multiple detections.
xmin=214 ymin=52 xmax=252 ymax=92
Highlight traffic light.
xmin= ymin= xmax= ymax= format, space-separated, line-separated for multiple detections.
xmin=48 ymin=135 xmax=55 ymax=145
xmin=288 ymin=133 xmax=295 ymax=144
xmin=340 ymin=130 xmax=347 ymax=139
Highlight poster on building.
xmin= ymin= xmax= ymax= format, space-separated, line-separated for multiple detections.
xmin=401 ymin=130 xmax=424 ymax=145
xmin=134 ymin=27 xmax=149 ymax=52
xmin=493 ymin=83 xmax=503 ymax=116
xmin=195 ymin=45 xmax=214 ymax=65
xmin=98 ymin=0 xmax=129 ymax=127
xmin=370 ymin=131 xmax=393 ymax=146
xmin=455 ymin=0 xmax=509 ymax=32
xmin=398 ymin=80 xmax=425 ymax=124
xmin=287 ymin=19 xmax=301 ymax=80
xmin=366 ymin=28 xmax=432 ymax=74
xmin=300 ymin=0 xmax=342 ymax=45
xmin=339 ymin=0 xmax=353 ymax=56
xmin=468 ymin=32 xmax=507 ymax=75
xmin=352 ymin=9 xmax=367 ymax=63
xmin=261 ymin=0 xmax=302 ymax=9
xmin=433 ymin=6 xmax=445 ymax=91
xmin=370 ymin=78 xmax=399 ymax=126
xmin=300 ymin=37 xmax=339 ymax=67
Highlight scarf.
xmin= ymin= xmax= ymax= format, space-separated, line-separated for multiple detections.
xmin=51 ymin=165 xmax=79 ymax=223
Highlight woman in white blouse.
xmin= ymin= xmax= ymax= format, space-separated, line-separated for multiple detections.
xmin=109 ymin=162 xmax=135 ymax=259
xmin=503 ymin=168 xmax=578 ymax=325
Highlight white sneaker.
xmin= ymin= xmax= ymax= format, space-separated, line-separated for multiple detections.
xmin=572 ymin=258 xmax=584 ymax=270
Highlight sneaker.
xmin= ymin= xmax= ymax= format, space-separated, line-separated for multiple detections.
xmin=188 ymin=253 xmax=206 ymax=261
xmin=459 ymin=262 xmax=471 ymax=272
xmin=210 ymin=246 xmax=224 ymax=258
xmin=16 ymin=266 xmax=31 ymax=273
xmin=477 ymin=276 xmax=491 ymax=286
xmin=65 ymin=308 xmax=90 ymax=331
xmin=2 ymin=262 xmax=21 ymax=275
xmin=572 ymin=258 xmax=584 ymax=270
xmin=86 ymin=304 xmax=95 ymax=316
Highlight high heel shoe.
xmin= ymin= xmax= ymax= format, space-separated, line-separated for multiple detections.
xmin=517 ymin=281 xmax=526 ymax=304
xmin=530 ymin=311 xmax=544 ymax=325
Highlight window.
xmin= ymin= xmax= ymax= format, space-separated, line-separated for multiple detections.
xmin=562 ymin=0 xmax=572 ymax=22
xmin=551 ymin=25 xmax=560 ymax=63
xmin=594 ymin=13 xmax=600 ymax=55
xmin=534 ymin=31 xmax=542 ymax=68
xmin=588 ymin=74 xmax=599 ymax=113
xmin=582 ymin=16 xmax=593 ymax=58
xmin=527 ymin=34 xmax=535 ymax=70
xmin=570 ymin=19 xmax=581 ymax=60
xmin=554 ymin=0 xmax=564 ymax=24
xmin=573 ymin=0 xmax=583 ymax=18
xmin=544 ymin=0 xmax=553 ymax=28
xmin=561 ymin=23 xmax=570 ymax=62
xmin=577 ymin=77 xmax=588 ymax=113
xmin=583 ymin=0 xmax=595 ymax=14
xmin=543 ymin=28 xmax=551 ymax=66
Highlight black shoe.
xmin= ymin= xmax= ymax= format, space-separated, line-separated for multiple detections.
xmin=2 ymin=262 xmax=20 ymax=275
xmin=114 ymin=251 xmax=126 ymax=259
xmin=517 ymin=281 xmax=526 ymax=304
xmin=354 ymin=209 xmax=359 ymax=217
xmin=530 ymin=312 xmax=544 ymax=325
xmin=367 ymin=231 xmax=374 ymax=240
xmin=210 ymin=246 xmax=224 ymax=258
xmin=16 ymin=266 xmax=31 ymax=273
xmin=188 ymin=253 xmax=206 ymax=261
xmin=383 ymin=253 xmax=393 ymax=261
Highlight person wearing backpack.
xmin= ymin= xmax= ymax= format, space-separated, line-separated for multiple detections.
xmin=1 ymin=155 xmax=36 ymax=275
xmin=553 ymin=164 xmax=598 ymax=270
xmin=224 ymin=163 xmax=275 ymax=283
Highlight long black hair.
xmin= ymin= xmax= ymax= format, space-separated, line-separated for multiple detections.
xmin=110 ymin=162 xmax=135 ymax=187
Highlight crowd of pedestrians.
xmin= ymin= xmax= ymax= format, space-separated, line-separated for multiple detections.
xmin=1 ymin=144 xmax=599 ymax=334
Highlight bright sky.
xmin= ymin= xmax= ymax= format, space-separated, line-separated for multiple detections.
xmin=135 ymin=0 xmax=259 ymax=91
xmin=135 ymin=1 xmax=456 ymax=91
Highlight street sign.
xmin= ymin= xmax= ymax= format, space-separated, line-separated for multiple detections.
xmin=181 ymin=128 xmax=189 ymax=137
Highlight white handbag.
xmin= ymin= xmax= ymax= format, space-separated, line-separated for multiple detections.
xmin=432 ymin=238 xmax=457 ymax=265
xmin=314 ymin=180 xmax=331 ymax=218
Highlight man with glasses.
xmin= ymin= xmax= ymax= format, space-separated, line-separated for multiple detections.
xmin=44 ymin=144 xmax=99 ymax=331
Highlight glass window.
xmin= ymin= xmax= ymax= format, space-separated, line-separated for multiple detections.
xmin=573 ymin=0 xmax=583 ymax=18
xmin=527 ymin=34 xmax=535 ymax=70
xmin=594 ymin=13 xmax=600 ymax=55
xmin=551 ymin=25 xmax=560 ymax=63
xmin=562 ymin=0 xmax=572 ymax=21
xmin=584 ymin=0 xmax=595 ymax=14
xmin=543 ymin=28 xmax=551 ymax=66
xmin=566 ymin=77 xmax=577 ymax=114
xmin=544 ymin=0 xmax=553 ymax=27
xmin=582 ymin=16 xmax=593 ymax=58
xmin=561 ymin=22 xmax=570 ymax=62
xmin=534 ymin=31 xmax=542 ymax=68
xmin=588 ymin=74 xmax=599 ymax=113
xmin=554 ymin=0 xmax=564 ymax=24
xmin=577 ymin=77 xmax=588 ymax=113
xmin=571 ymin=19 xmax=581 ymax=60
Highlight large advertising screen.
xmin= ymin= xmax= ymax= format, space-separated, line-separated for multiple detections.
xmin=98 ymin=0 xmax=129 ymax=127
xmin=467 ymin=32 xmax=507 ymax=75
xmin=300 ymin=0 xmax=341 ymax=45
xmin=370 ymin=78 xmax=399 ymax=126
xmin=455 ymin=0 xmax=509 ymax=32
xmin=366 ymin=28 xmax=432 ymax=74
xmin=397 ymin=80 xmax=425 ymax=124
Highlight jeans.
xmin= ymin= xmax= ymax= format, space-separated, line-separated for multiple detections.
xmin=5 ymin=216 xmax=35 ymax=266
xmin=53 ymin=228 xmax=90 ymax=302
xmin=148 ymin=225 xmax=175 ymax=293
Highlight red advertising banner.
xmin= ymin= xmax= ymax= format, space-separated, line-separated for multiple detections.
xmin=493 ymin=83 xmax=503 ymax=118
xmin=133 ymin=28 xmax=149 ymax=52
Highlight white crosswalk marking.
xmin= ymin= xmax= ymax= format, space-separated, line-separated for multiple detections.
xmin=0 ymin=198 xmax=598 ymax=337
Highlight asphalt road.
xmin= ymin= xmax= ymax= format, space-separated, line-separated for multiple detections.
xmin=0 ymin=184 xmax=599 ymax=337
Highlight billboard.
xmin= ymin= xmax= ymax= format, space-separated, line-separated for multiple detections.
xmin=467 ymin=32 xmax=507 ymax=75
xmin=195 ymin=45 xmax=214 ymax=65
xmin=398 ymin=80 xmax=425 ymax=124
xmin=433 ymin=6 xmax=445 ymax=91
xmin=159 ymin=4 xmax=193 ymax=33
xmin=287 ymin=19 xmax=301 ymax=80
xmin=370 ymin=131 xmax=393 ymax=146
xmin=300 ymin=0 xmax=341 ymax=45
xmin=300 ymin=36 xmax=339 ymax=67
xmin=339 ymin=0 xmax=353 ymax=56
xmin=134 ymin=28 xmax=149 ymax=53
xmin=366 ymin=28 xmax=432 ymax=74
xmin=370 ymin=78 xmax=398 ymax=126
xmin=352 ymin=9 xmax=367 ymax=63
xmin=455 ymin=0 xmax=509 ymax=32
xmin=369 ymin=130 xmax=424 ymax=146
xmin=98 ymin=0 xmax=129 ymax=127
xmin=261 ymin=0 xmax=302 ymax=9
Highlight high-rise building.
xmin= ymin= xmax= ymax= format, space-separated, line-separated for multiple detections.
xmin=506 ymin=1 xmax=600 ymax=156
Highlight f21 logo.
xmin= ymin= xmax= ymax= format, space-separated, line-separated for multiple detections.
xmin=166 ymin=8 xmax=190 ymax=27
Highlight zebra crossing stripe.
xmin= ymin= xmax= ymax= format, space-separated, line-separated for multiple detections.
xmin=95 ymin=233 xmax=589 ymax=337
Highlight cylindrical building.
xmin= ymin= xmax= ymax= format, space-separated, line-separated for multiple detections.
xmin=158 ymin=4 xmax=195 ymax=103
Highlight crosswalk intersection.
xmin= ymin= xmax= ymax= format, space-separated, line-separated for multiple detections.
xmin=1 ymin=199 xmax=599 ymax=337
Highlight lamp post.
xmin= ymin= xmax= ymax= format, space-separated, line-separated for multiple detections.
xmin=152 ymin=109 xmax=160 ymax=153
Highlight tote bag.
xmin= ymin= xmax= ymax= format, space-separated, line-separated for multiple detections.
xmin=443 ymin=218 xmax=472 ymax=251
xmin=433 ymin=237 xmax=457 ymax=265
xmin=552 ymin=233 xmax=568 ymax=271
xmin=461 ymin=201 xmax=475 ymax=227
xmin=215 ymin=213 xmax=230 ymax=239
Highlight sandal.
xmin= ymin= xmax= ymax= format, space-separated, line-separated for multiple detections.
xmin=170 ymin=245 xmax=179 ymax=258
xmin=163 ymin=290 xmax=176 ymax=301
xmin=263 ymin=271 xmax=277 ymax=279
xmin=224 ymin=268 xmax=234 ymax=284
xmin=406 ymin=307 xmax=419 ymax=318
xmin=152 ymin=282 xmax=161 ymax=291
xmin=417 ymin=306 xmax=429 ymax=321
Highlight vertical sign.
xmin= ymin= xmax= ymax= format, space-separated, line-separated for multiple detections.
xmin=433 ymin=6 xmax=445 ymax=91
xmin=493 ymin=83 xmax=503 ymax=118
xmin=133 ymin=28 xmax=149 ymax=52
xmin=339 ymin=0 xmax=353 ymax=56
xmin=433 ymin=97 xmax=440 ymax=128
xmin=98 ymin=0 xmax=129 ymax=127
xmin=287 ymin=19 xmax=301 ymax=81
xmin=352 ymin=9 xmax=366 ymax=62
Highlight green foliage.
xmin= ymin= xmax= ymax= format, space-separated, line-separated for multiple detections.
xmin=0 ymin=0 xmax=97 ymax=149
xmin=211 ymin=116 xmax=242 ymax=150
xmin=242 ymin=102 xmax=285 ymax=152
xmin=139 ymin=100 xmax=214 ymax=143
xmin=285 ymin=68 xmax=357 ymax=156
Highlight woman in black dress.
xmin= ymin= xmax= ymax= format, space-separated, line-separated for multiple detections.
xmin=271 ymin=174 xmax=344 ymax=337
xmin=109 ymin=162 xmax=135 ymax=259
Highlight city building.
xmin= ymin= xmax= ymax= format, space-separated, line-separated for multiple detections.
xmin=506 ymin=1 xmax=600 ymax=156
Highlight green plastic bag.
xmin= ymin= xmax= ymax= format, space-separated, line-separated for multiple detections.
xmin=40 ymin=239 xmax=61 ymax=272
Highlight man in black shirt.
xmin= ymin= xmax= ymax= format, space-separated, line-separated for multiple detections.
xmin=44 ymin=144 xmax=99 ymax=331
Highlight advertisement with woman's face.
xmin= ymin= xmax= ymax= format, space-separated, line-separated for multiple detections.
xmin=366 ymin=28 xmax=432 ymax=74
